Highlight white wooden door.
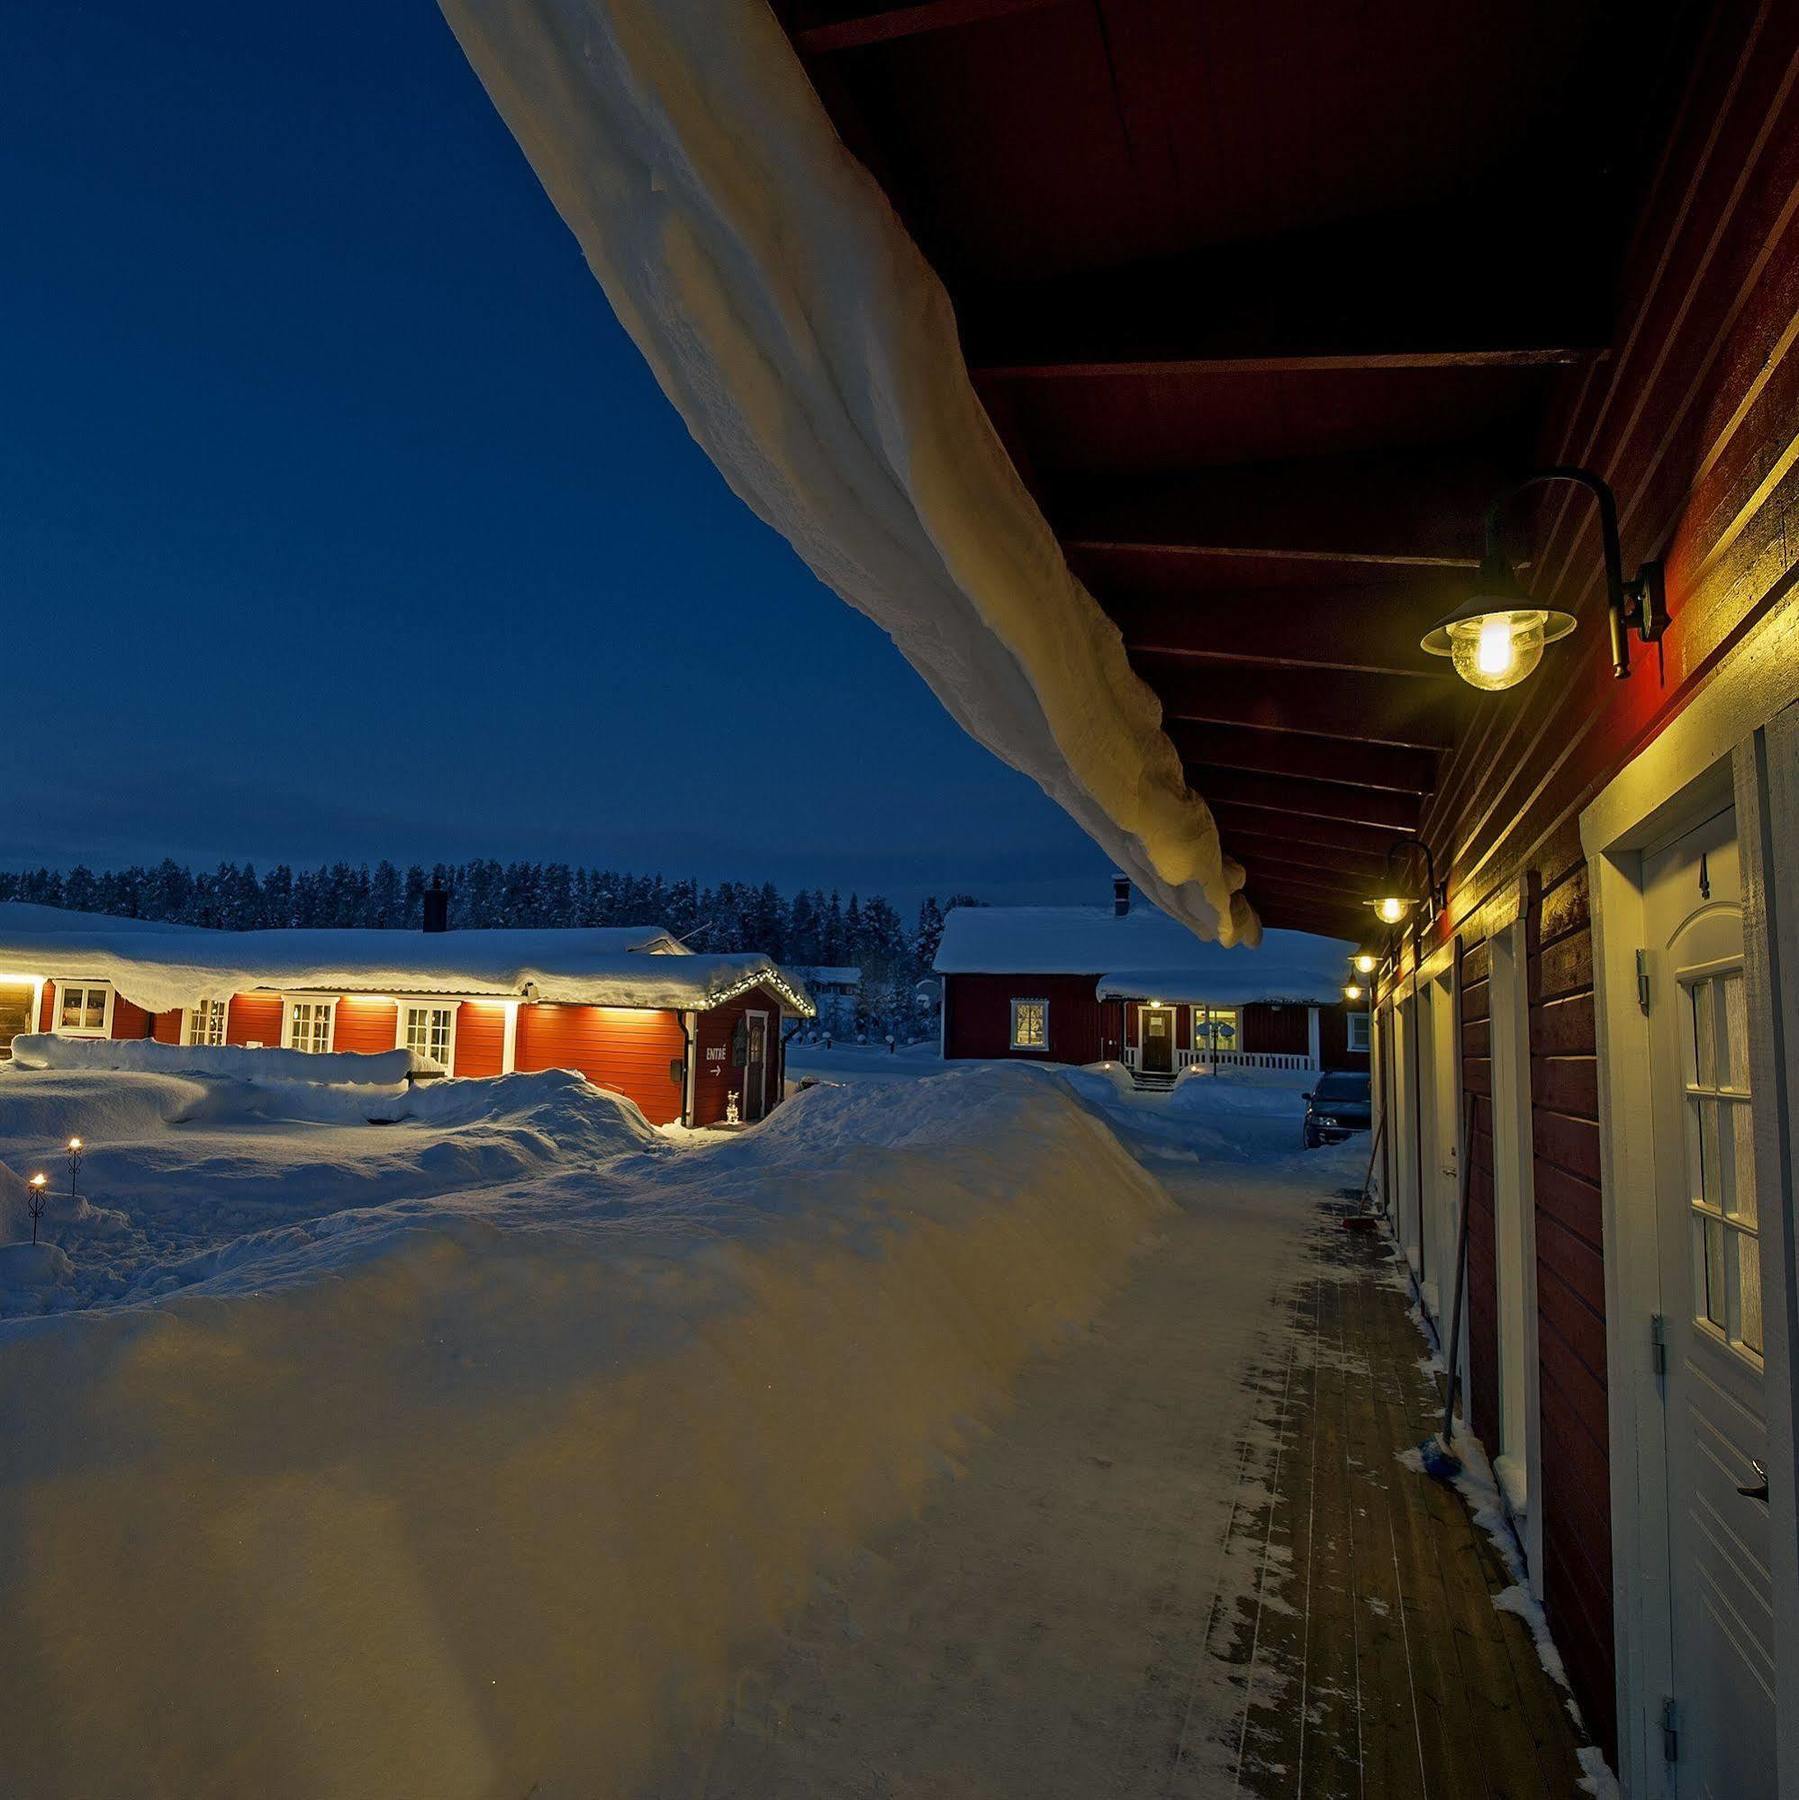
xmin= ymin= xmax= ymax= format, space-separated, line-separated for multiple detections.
xmin=1645 ymin=803 xmax=1776 ymax=1792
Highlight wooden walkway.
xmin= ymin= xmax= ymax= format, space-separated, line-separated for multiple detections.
xmin=654 ymin=1178 xmax=1599 ymax=1799
xmin=1225 ymin=1199 xmax=1592 ymax=1798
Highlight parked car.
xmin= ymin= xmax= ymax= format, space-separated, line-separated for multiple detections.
xmin=1302 ymin=1071 xmax=1372 ymax=1148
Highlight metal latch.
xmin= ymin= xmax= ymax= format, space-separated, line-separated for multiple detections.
xmin=1650 ymin=1313 xmax=1667 ymax=1382
xmin=1636 ymin=948 xmax=1651 ymax=1014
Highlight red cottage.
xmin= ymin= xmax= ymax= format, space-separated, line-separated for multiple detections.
xmin=0 ymin=903 xmax=814 ymax=1128
xmin=933 ymin=879 xmax=1366 ymax=1081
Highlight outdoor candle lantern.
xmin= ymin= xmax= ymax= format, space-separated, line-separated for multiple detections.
xmin=1423 ymin=464 xmax=1665 ymax=690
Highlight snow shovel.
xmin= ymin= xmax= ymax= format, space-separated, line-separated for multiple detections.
xmin=1419 ymin=1088 xmax=1476 ymax=1482
xmin=1340 ymin=1114 xmax=1388 ymax=1230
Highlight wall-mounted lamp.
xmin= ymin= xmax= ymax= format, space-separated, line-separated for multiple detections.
xmin=1368 ymin=838 xmax=1446 ymax=929
xmin=1343 ymin=982 xmax=1365 ymax=1003
xmin=1351 ymin=951 xmax=1378 ymax=976
xmin=1422 ymin=465 xmax=1667 ymax=689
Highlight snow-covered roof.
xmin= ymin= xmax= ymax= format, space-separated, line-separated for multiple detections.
xmin=0 ymin=905 xmax=815 ymax=1018
xmin=933 ymin=906 xmax=1351 ymax=1004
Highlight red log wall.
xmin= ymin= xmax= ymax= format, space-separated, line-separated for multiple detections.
xmin=454 ymin=1002 xmax=508 ymax=1078
xmin=333 ymin=997 xmax=399 ymax=1056
xmin=943 ymin=973 xmax=1121 ymax=1063
xmin=227 ymin=994 xmax=285 ymax=1048
xmin=514 ymin=1003 xmax=687 ymax=1125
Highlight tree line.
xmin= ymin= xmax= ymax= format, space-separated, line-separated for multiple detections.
xmin=0 ymin=861 xmax=983 ymax=1037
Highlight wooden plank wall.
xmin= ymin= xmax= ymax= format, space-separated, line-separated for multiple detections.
xmin=1458 ymin=933 xmax=1500 ymax=1446
xmin=1526 ymin=857 xmax=1615 ymax=1754
xmin=1385 ymin=0 xmax=1799 ymax=1758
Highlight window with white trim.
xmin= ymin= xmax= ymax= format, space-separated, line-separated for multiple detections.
xmin=284 ymin=998 xmax=335 ymax=1055
xmin=401 ymin=1002 xmax=456 ymax=1072
xmin=1010 ymin=997 xmax=1049 ymax=1052
xmin=55 ymin=982 xmax=111 ymax=1036
xmin=1347 ymin=1011 xmax=1371 ymax=1053
xmin=189 ymin=997 xmax=229 ymax=1047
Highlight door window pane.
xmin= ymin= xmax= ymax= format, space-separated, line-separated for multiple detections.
xmin=1683 ymin=969 xmax=1760 ymax=1360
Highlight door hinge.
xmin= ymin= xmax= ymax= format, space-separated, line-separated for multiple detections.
xmin=1661 ymin=1696 xmax=1679 ymax=1762
xmin=1635 ymin=948 xmax=1651 ymax=1014
xmin=1650 ymin=1313 xmax=1667 ymax=1383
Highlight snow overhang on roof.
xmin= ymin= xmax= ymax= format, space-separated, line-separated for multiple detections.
xmin=932 ymin=905 xmax=1350 ymax=1004
xmin=0 ymin=905 xmax=815 ymax=1019
xmin=435 ymin=0 xmax=1257 ymax=948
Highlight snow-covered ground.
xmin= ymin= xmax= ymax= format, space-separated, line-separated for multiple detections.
xmin=0 ymin=1053 xmax=1193 ymax=1799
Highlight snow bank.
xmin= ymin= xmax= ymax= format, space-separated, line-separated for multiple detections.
xmin=11 ymin=1033 xmax=417 ymax=1085
xmin=0 ymin=1064 xmax=1167 ymax=1797
xmin=434 ymin=0 xmax=1255 ymax=945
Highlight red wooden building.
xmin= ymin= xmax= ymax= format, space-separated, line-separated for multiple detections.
xmin=934 ymin=881 xmax=1366 ymax=1077
xmin=0 ymin=904 xmax=814 ymax=1128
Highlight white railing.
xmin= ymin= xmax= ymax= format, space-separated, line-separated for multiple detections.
xmin=1181 ymin=1049 xmax=1316 ymax=1072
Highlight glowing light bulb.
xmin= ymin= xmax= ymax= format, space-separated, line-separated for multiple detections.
xmin=1375 ymin=895 xmax=1408 ymax=924
xmin=1476 ymin=617 xmax=1514 ymax=676
xmin=1352 ymin=952 xmax=1378 ymax=975
xmin=1444 ymin=610 xmax=1548 ymax=692
xmin=1344 ymin=983 xmax=1364 ymax=1003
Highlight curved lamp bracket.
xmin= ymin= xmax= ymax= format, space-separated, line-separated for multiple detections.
xmin=1484 ymin=465 xmax=1668 ymax=678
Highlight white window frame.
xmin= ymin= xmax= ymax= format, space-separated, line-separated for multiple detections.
xmin=281 ymin=996 xmax=337 ymax=1055
xmin=1010 ymin=996 xmax=1050 ymax=1053
xmin=1346 ymin=1010 xmax=1371 ymax=1054
xmin=397 ymin=1000 xmax=458 ymax=1074
xmin=52 ymin=979 xmax=114 ymax=1038
xmin=188 ymin=996 xmax=229 ymax=1047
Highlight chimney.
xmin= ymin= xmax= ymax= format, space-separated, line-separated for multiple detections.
xmin=422 ymin=884 xmax=450 ymax=934
xmin=1112 ymin=874 xmax=1131 ymax=918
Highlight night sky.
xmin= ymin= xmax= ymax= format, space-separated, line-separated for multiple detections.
xmin=3 ymin=0 xmax=1116 ymax=913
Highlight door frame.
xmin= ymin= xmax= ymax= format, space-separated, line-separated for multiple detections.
xmin=743 ymin=1007 xmax=771 ymax=1121
xmin=1583 ymin=617 xmax=1798 ymax=1799
xmin=1140 ymin=1004 xmax=1175 ymax=1074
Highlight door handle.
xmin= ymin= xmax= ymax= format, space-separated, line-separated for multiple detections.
xmin=1737 ymin=1459 xmax=1769 ymax=1502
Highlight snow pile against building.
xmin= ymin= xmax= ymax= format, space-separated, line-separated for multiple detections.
xmin=0 ymin=1061 xmax=1168 ymax=1798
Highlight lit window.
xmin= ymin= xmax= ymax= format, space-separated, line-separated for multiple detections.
xmin=189 ymin=998 xmax=228 ymax=1047
xmin=1347 ymin=1012 xmax=1371 ymax=1053
xmin=402 ymin=1003 xmax=455 ymax=1072
xmin=1194 ymin=1006 xmax=1239 ymax=1049
xmin=55 ymin=982 xmax=111 ymax=1036
xmin=1010 ymin=998 xmax=1049 ymax=1051
xmin=284 ymin=999 xmax=335 ymax=1054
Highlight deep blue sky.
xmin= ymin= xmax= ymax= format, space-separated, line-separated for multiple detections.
xmin=2 ymin=0 xmax=1115 ymax=913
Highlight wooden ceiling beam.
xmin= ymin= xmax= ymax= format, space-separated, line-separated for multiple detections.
xmin=955 ymin=210 xmax=1612 ymax=373
xmin=1147 ymin=659 xmax=1463 ymax=751
xmin=1108 ymin=588 xmax=1456 ymax=680
xmin=792 ymin=0 xmax=1068 ymax=54
xmin=1051 ymin=448 xmax=1514 ymax=570
xmin=1166 ymin=722 xmax=1439 ymax=796
xmin=1223 ymin=831 xmax=1394 ymax=881
xmin=1208 ymin=801 xmax=1403 ymax=860
xmin=1190 ymin=766 xmax=1422 ymax=834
